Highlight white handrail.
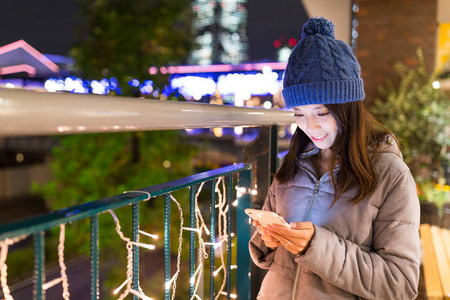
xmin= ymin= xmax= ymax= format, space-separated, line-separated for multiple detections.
xmin=0 ymin=89 xmax=294 ymax=137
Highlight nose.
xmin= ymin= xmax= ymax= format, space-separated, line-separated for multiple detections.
xmin=306 ymin=116 xmax=320 ymax=132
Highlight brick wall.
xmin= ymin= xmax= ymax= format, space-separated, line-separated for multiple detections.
xmin=355 ymin=0 xmax=438 ymax=106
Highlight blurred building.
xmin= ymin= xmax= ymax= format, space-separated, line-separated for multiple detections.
xmin=0 ymin=39 xmax=74 ymax=90
xmin=189 ymin=0 xmax=249 ymax=65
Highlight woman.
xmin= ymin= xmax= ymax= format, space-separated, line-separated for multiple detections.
xmin=249 ymin=17 xmax=420 ymax=300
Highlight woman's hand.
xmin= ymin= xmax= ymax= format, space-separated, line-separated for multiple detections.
xmin=253 ymin=220 xmax=281 ymax=250
xmin=266 ymin=222 xmax=315 ymax=255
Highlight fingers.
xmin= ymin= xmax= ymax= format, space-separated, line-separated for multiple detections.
xmin=252 ymin=220 xmax=262 ymax=227
xmin=268 ymin=223 xmax=313 ymax=240
xmin=253 ymin=221 xmax=281 ymax=249
xmin=264 ymin=240 xmax=281 ymax=249
xmin=268 ymin=229 xmax=310 ymax=250
xmin=265 ymin=222 xmax=315 ymax=255
xmin=260 ymin=231 xmax=281 ymax=249
xmin=252 ymin=220 xmax=315 ymax=253
xmin=258 ymin=226 xmax=278 ymax=242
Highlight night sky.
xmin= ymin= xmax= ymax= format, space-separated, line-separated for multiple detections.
xmin=247 ymin=0 xmax=308 ymax=61
xmin=0 ymin=0 xmax=308 ymax=62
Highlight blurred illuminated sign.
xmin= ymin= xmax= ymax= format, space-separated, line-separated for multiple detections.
xmin=436 ymin=23 xmax=450 ymax=74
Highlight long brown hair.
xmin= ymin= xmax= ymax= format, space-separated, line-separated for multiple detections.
xmin=275 ymin=101 xmax=395 ymax=205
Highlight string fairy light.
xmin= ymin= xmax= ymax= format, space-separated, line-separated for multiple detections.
xmin=0 ymin=236 xmax=27 ymax=300
xmin=109 ymin=210 xmax=135 ymax=299
xmin=129 ymin=288 xmax=155 ymax=300
xmin=108 ymin=209 xmax=157 ymax=300
xmin=184 ymin=177 xmax=236 ymax=300
xmin=42 ymin=224 xmax=70 ymax=300
xmin=190 ymin=181 xmax=211 ymax=300
xmin=113 ymin=278 xmax=131 ymax=295
xmin=219 ymin=291 xmax=237 ymax=299
xmin=167 ymin=194 xmax=185 ymax=300
xmin=213 ymin=265 xmax=223 ymax=277
xmin=168 ymin=179 xmax=232 ymax=300
xmin=1 ymin=227 xmax=70 ymax=300
xmin=203 ymin=241 xmax=223 ymax=249
xmin=181 ymin=227 xmax=202 ymax=233
xmin=213 ymin=177 xmax=230 ymax=300
xmin=193 ymin=182 xmax=212 ymax=237
xmin=0 ymin=240 xmax=14 ymax=300
xmin=111 ymin=181 xmax=235 ymax=300
xmin=139 ymin=230 xmax=159 ymax=240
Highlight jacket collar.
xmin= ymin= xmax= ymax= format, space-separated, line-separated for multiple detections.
xmin=295 ymin=143 xmax=342 ymax=182
xmin=298 ymin=144 xmax=320 ymax=159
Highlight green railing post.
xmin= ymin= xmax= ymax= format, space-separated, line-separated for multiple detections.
xmin=132 ymin=203 xmax=139 ymax=300
xmin=226 ymin=174 xmax=233 ymax=300
xmin=90 ymin=215 xmax=99 ymax=300
xmin=236 ymin=168 xmax=252 ymax=300
xmin=164 ymin=193 xmax=171 ymax=300
xmin=209 ymin=178 xmax=216 ymax=299
xmin=189 ymin=184 xmax=197 ymax=298
xmin=33 ymin=232 xmax=45 ymax=300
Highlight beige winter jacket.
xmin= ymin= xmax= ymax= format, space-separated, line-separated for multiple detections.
xmin=249 ymin=137 xmax=420 ymax=299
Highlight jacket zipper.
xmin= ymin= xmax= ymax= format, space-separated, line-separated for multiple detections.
xmin=292 ymin=179 xmax=321 ymax=300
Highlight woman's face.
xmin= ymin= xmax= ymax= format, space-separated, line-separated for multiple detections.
xmin=293 ymin=104 xmax=338 ymax=150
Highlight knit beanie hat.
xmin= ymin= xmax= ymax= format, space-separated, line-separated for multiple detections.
xmin=282 ymin=17 xmax=365 ymax=108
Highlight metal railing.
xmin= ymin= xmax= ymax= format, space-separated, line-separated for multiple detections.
xmin=0 ymin=163 xmax=252 ymax=300
xmin=0 ymin=89 xmax=294 ymax=300
xmin=0 ymin=89 xmax=293 ymax=136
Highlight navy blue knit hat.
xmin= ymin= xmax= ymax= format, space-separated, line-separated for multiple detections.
xmin=282 ymin=17 xmax=365 ymax=108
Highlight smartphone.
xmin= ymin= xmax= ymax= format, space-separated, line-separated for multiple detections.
xmin=245 ymin=208 xmax=290 ymax=228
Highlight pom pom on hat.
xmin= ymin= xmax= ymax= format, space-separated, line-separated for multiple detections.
xmin=282 ymin=17 xmax=365 ymax=108
xmin=302 ymin=17 xmax=335 ymax=39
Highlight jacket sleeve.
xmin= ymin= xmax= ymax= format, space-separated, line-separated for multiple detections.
xmin=295 ymin=169 xmax=420 ymax=300
xmin=249 ymin=182 xmax=278 ymax=269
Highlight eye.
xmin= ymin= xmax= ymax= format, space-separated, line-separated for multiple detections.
xmin=317 ymin=112 xmax=331 ymax=117
xmin=293 ymin=113 xmax=304 ymax=117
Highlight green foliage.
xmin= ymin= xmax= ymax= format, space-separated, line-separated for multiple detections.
xmin=70 ymin=0 xmax=193 ymax=94
xmin=40 ymin=131 xmax=196 ymax=207
xmin=418 ymin=182 xmax=450 ymax=214
xmin=371 ymin=48 xmax=450 ymax=182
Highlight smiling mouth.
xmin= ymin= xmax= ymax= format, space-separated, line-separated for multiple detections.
xmin=311 ymin=134 xmax=327 ymax=141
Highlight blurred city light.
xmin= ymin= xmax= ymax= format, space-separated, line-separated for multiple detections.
xmin=432 ymin=80 xmax=441 ymax=89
